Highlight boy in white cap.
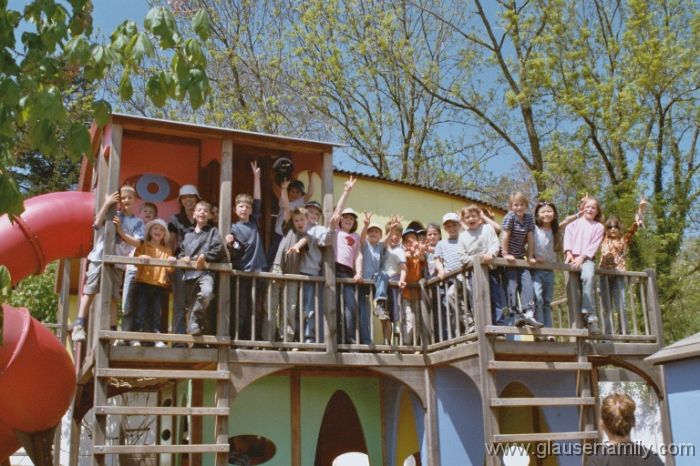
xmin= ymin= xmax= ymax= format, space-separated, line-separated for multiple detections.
xmin=435 ymin=212 xmax=470 ymax=337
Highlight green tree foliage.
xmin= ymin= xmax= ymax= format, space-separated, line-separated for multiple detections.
xmin=7 ymin=262 xmax=58 ymax=323
xmin=0 ymin=0 xmax=213 ymax=218
xmin=543 ymin=0 xmax=700 ymax=283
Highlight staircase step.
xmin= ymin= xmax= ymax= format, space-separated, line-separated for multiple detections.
xmin=485 ymin=325 xmax=589 ymax=337
xmin=96 ymin=368 xmax=230 ymax=380
xmin=491 ymin=397 xmax=595 ymax=407
xmin=95 ymin=406 xmax=228 ymax=416
xmin=488 ymin=361 xmax=591 ymax=371
xmin=493 ymin=431 xmax=598 ymax=443
xmin=93 ymin=444 xmax=229 ymax=454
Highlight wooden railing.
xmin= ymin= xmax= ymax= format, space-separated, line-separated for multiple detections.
xmin=83 ymin=254 xmax=663 ymax=356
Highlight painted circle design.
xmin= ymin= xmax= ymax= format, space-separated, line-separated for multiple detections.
xmin=136 ymin=174 xmax=170 ymax=202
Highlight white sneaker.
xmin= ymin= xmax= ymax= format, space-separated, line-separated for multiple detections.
xmin=113 ymin=339 xmax=125 ymax=347
xmin=130 ymin=340 xmax=141 ymax=347
xmin=71 ymin=324 xmax=86 ymax=342
xmin=155 ymin=341 xmax=167 ymax=348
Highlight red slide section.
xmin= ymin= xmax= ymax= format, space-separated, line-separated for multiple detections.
xmin=0 ymin=191 xmax=94 ymax=459
xmin=0 ymin=305 xmax=77 ymax=458
xmin=0 ymin=191 xmax=94 ymax=285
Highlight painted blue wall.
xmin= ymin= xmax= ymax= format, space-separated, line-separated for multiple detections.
xmin=434 ymin=367 xmax=484 ymax=465
xmin=665 ymin=359 xmax=700 ymax=466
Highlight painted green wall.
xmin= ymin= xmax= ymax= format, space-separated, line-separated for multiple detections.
xmin=228 ymin=375 xmax=293 ymax=466
xmin=300 ymin=375 xmax=382 ymax=466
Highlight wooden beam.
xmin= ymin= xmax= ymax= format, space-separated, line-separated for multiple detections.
xmin=94 ymin=406 xmax=228 ymax=416
xmin=291 ymin=370 xmax=301 ymax=466
xmin=92 ymin=122 xmax=122 ymax=466
xmin=321 ymin=151 xmax=337 ymax=353
xmin=424 ymin=368 xmax=440 ymax=466
xmin=493 ymin=431 xmax=598 ymax=443
xmin=93 ymin=445 xmax=229 ymax=454
xmin=96 ymin=368 xmax=230 ymax=380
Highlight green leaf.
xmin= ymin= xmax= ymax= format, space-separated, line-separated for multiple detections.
xmin=0 ymin=165 xmax=24 ymax=220
xmin=185 ymin=38 xmax=206 ymax=67
xmin=64 ymin=36 xmax=91 ymax=63
xmin=0 ymin=78 xmax=20 ymax=106
xmin=92 ymin=99 xmax=111 ymax=127
xmin=191 ymin=9 xmax=211 ymax=41
xmin=144 ymin=7 xmax=177 ymax=49
xmin=118 ymin=71 xmax=133 ymax=100
xmin=147 ymin=74 xmax=167 ymax=107
xmin=67 ymin=122 xmax=90 ymax=161
xmin=29 ymin=119 xmax=57 ymax=154
xmin=132 ymin=32 xmax=155 ymax=60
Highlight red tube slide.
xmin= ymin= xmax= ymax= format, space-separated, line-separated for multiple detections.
xmin=0 ymin=191 xmax=94 ymax=285
xmin=0 ymin=305 xmax=77 ymax=458
xmin=0 ymin=191 xmax=93 ymax=459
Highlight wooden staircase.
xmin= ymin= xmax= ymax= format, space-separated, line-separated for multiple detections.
xmin=89 ymin=331 xmax=232 ymax=466
xmin=479 ymin=326 xmax=598 ymax=465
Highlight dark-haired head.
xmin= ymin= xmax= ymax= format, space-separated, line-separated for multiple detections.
xmin=534 ymin=200 xmax=560 ymax=238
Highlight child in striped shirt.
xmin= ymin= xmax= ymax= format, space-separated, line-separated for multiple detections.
xmin=501 ymin=192 xmax=542 ymax=328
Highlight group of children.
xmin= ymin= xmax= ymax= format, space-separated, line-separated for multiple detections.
xmin=71 ymin=165 xmax=647 ymax=347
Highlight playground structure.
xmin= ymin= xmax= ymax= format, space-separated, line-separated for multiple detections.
xmin=0 ymin=113 xmax=676 ymax=466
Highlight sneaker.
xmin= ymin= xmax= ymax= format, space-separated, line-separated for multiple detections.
xmin=513 ymin=313 xmax=526 ymax=327
xmin=374 ymin=301 xmax=390 ymax=320
xmin=71 ymin=324 xmax=86 ymax=342
xmin=189 ymin=322 xmax=203 ymax=336
xmin=495 ymin=334 xmax=507 ymax=341
xmin=154 ymin=341 xmax=167 ymax=348
xmin=130 ymin=340 xmax=141 ymax=347
xmin=112 ymin=339 xmax=126 ymax=347
xmin=587 ymin=317 xmax=601 ymax=336
xmin=524 ymin=316 xmax=544 ymax=328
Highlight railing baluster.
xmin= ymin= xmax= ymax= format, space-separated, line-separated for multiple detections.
xmin=629 ymin=276 xmax=639 ymax=336
xmin=640 ymin=279 xmax=650 ymax=336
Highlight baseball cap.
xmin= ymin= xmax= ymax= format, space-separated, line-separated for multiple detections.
xmin=178 ymin=184 xmax=200 ymax=199
xmin=305 ymin=200 xmax=322 ymax=211
xmin=442 ymin=212 xmax=460 ymax=225
xmin=367 ymin=223 xmax=383 ymax=232
xmin=145 ymin=219 xmax=170 ymax=244
xmin=340 ymin=207 xmax=358 ymax=218
xmin=288 ymin=179 xmax=306 ymax=194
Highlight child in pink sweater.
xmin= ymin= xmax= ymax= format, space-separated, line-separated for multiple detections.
xmin=564 ymin=197 xmax=605 ymax=335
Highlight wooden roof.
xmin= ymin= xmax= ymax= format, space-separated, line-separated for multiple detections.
xmin=646 ymin=332 xmax=700 ymax=365
xmin=111 ymin=113 xmax=344 ymax=153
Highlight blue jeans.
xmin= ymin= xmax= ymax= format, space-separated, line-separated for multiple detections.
xmin=505 ymin=267 xmax=535 ymax=317
xmin=172 ymin=269 xmax=187 ymax=334
xmin=302 ymin=277 xmax=324 ymax=342
xmin=336 ymin=265 xmax=359 ymax=344
xmin=374 ymin=271 xmax=401 ymax=321
xmin=579 ymin=259 xmax=597 ymax=321
xmin=599 ymin=275 xmax=626 ymax=333
xmin=357 ymin=284 xmax=372 ymax=344
xmin=133 ymin=282 xmax=164 ymax=333
xmin=120 ymin=266 xmax=137 ymax=331
xmin=466 ymin=270 xmax=506 ymax=326
xmin=532 ymin=270 xmax=554 ymax=327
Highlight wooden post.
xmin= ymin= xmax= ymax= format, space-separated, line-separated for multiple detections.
xmin=472 ymin=258 xmax=499 ymax=466
xmin=291 ymin=371 xmax=301 ymax=466
xmin=321 ymin=151 xmax=337 ymax=353
xmin=92 ymin=123 xmax=122 ymax=466
xmin=644 ymin=269 xmax=664 ymax=346
xmin=58 ymin=259 xmax=71 ymax=344
xmin=646 ymin=270 xmax=674 ymax=464
xmin=424 ymin=368 xmax=440 ymax=465
xmin=565 ymin=270 xmax=583 ymax=330
xmin=215 ymin=139 xmax=233 ymax=466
